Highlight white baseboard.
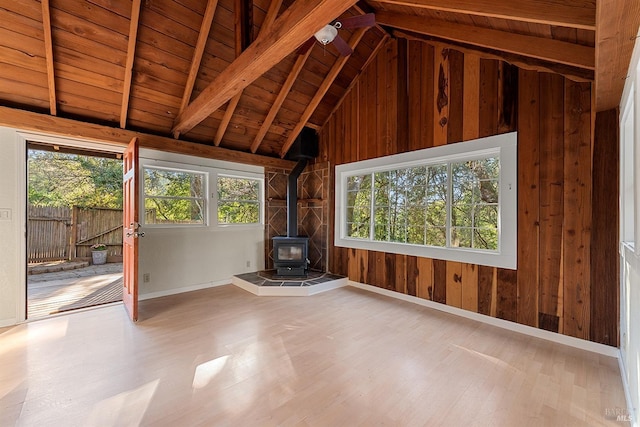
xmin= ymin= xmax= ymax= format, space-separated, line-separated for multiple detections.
xmin=0 ymin=317 xmax=17 ymax=328
xmin=139 ymin=279 xmax=230 ymax=301
xmin=231 ymin=276 xmax=348 ymax=296
xmin=348 ymin=280 xmax=620 ymax=358
xmin=618 ymin=350 xmax=638 ymax=427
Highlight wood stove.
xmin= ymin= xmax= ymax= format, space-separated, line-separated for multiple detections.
xmin=272 ymin=236 xmax=309 ymax=277
xmin=271 ymin=129 xmax=319 ymax=277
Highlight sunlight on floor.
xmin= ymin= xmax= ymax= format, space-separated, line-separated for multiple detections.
xmin=0 ymin=319 xmax=69 ymax=356
xmin=452 ymin=343 xmax=520 ymax=374
xmin=192 ymin=355 xmax=230 ymax=389
xmin=85 ymin=379 xmax=159 ymax=427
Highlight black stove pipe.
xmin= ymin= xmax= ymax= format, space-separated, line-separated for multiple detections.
xmin=287 ymin=159 xmax=308 ymax=237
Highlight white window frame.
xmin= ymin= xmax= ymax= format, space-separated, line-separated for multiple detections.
xmin=141 ymin=164 xmax=209 ymax=228
xmin=621 ymin=82 xmax=636 ymax=249
xmin=214 ymin=172 xmax=265 ymax=228
xmin=335 ymin=132 xmax=517 ymax=269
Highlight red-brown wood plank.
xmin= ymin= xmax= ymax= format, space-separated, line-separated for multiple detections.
xmin=462 ymin=54 xmax=480 ymax=142
xmin=406 ymin=255 xmax=418 ymax=297
xmin=496 ymin=268 xmax=517 ymax=322
xmin=447 ymin=49 xmax=464 ymax=144
xmin=432 ymin=259 xmax=447 ymax=304
xmin=478 ymin=59 xmax=499 ymax=138
xmin=396 ymin=39 xmax=409 ymax=153
xmin=394 ymin=254 xmax=407 ymax=294
xmin=477 ymin=265 xmax=495 ymax=316
xmin=433 ymin=44 xmax=449 ymax=147
xmin=538 ymin=72 xmax=565 ymax=333
xmin=516 ymin=69 xmax=540 ymax=327
xmin=446 ymin=261 xmax=463 ymax=308
xmin=590 ymin=109 xmax=619 ymax=346
xmin=384 ymin=252 xmax=396 ymax=291
xmin=420 ymin=43 xmax=434 ymax=149
xmin=461 ymin=263 xmax=478 ymax=312
xmin=562 ymin=79 xmax=591 ymax=340
xmin=417 ymin=257 xmax=434 ymax=300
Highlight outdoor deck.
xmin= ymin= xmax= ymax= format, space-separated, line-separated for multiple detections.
xmin=28 ymin=263 xmax=123 ymax=319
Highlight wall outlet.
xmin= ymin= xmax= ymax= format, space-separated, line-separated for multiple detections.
xmin=246 ymin=260 xmax=251 ymax=268
xmin=143 ymin=273 xmax=150 ymax=283
xmin=0 ymin=208 xmax=11 ymax=221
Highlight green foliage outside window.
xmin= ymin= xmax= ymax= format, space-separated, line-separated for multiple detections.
xmin=28 ymin=150 xmax=123 ymax=208
xmin=217 ymin=177 xmax=260 ymax=224
xmin=143 ymin=168 xmax=205 ymax=225
xmin=345 ymin=156 xmax=500 ymax=251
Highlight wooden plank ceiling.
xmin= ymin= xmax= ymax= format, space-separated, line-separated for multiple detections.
xmin=0 ymin=0 xmax=637 ymax=161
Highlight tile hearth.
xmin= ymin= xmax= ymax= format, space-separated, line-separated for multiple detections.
xmin=232 ymin=270 xmax=347 ymax=296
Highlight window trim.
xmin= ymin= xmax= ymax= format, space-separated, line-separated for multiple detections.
xmin=141 ymin=164 xmax=209 ymax=228
xmin=335 ymin=132 xmax=517 ymax=269
xmin=214 ymin=172 xmax=265 ymax=228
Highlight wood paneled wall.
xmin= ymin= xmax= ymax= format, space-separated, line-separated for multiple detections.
xmin=320 ymin=38 xmax=619 ymax=345
xmin=264 ymin=162 xmax=329 ymax=272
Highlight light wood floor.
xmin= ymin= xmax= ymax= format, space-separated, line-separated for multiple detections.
xmin=0 ymin=285 xmax=628 ymax=426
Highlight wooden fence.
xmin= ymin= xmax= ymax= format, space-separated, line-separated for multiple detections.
xmin=28 ymin=205 xmax=123 ymax=263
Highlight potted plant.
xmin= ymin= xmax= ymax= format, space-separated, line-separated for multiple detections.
xmin=91 ymin=243 xmax=108 ymax=265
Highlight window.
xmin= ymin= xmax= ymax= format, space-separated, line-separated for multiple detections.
xmin=143 ymin=167 xmax=206 ymax=226
xmin=217 ymin=176 xmax=262 ymax=225
xmin=336 ymin=132 xmax=517 ymax=269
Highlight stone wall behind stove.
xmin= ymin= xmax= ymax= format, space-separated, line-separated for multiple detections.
xmin=265 ymin=162 xmax=329 ymax=272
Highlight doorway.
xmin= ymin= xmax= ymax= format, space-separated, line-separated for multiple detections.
xmin=26 ymin=141 xmax=124 ymax=319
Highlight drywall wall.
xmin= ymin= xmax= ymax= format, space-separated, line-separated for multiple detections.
xmin=137 ymin=149 xmax=265 ymax=298
xmin=0 ymin=132 xmax=265 ymax=326
xmin=0 ymin=127 xmax=25 ymax=326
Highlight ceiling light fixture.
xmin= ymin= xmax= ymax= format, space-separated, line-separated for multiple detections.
xmin=314 ymin=24 xmax=338 ymax=45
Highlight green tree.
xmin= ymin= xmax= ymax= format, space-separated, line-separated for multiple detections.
xmin=217 ymin=177 xmax=259 ymax=224
xmin=144 ymin=169 xmax=205 ymax=224
xmin=28 ymin=150 xmax=123 ymax=208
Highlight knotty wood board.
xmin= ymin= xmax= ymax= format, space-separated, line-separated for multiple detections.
xmin=323 ymin=38 xmax=611 ymax=343
xmin=562 ymin=80 xmax=592 ymax=340
xmin=445 ymin=261 xmax=463 ymax=308
xmin=538 ymin=73 xmax=565 ymax=332
xmin=433 ymin=44 xmax=449 ymax=147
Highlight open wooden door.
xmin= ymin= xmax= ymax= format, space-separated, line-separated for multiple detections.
xmin=123 ymin=137 xmax=140 ymax=321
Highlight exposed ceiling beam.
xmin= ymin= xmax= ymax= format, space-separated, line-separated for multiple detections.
xmin=177 ymin=0 xmax=219 ymax=129
xmin=322 ymin=34 xmax=390 ymax=128
xmin=373 ymin=0 xmax=595 ymax=30
xmin=172 ymin=0 xmax=359 ymax=136
xmin=41 ymin=0 xmax=57 ymax=116
xmin=119 ymin=0 xmax=142 ymax=129
xmin=235 ymin=0 xmax=253 ymax=51
xmin=280 ymin=28 xmax=368 ymax=158
xmin=393 ymin=30 xmax=594 ymax=82
xmin=594 ymin=0 xmax=640 ymax=111
xmin=354 ymin=2 xmax=390 ymax=37
xmin=376 ymin=11 xmax=595 ymax=70
xmin=214 ymin=93 xmax=242 ymax=146
xmin=251 ymin=47 xmax=313 ymax=153
xmin=0 ymin=106 xmax=295 ymax=169
xmin=215 ymin=0 xmax=282 ymax=146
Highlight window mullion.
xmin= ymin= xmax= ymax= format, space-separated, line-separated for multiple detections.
xmin=446 ymin=162 xmax=452 ymax=248
xmin=369 ymin=172 xmax=375 ymax=240
xmin=423 ymin=166 xmax=428 ymax=246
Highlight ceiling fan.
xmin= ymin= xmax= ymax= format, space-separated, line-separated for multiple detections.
xmin=298 ymin=13 xmax=376 ymax=56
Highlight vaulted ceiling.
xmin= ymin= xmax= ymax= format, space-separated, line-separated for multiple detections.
xmin=1 ymin=0 xmax=638 ymax=163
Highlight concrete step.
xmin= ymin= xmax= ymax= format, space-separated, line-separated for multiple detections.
xmin=28 ymin=261 xmax=90 ymax=275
